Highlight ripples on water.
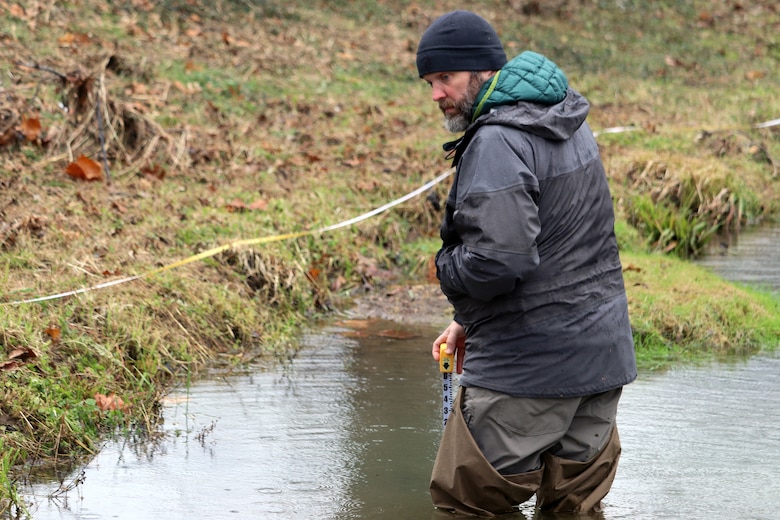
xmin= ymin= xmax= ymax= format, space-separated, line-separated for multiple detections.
xmin=609 ymin=354 xmax=780 ymax=519
xmin=697 ymin=223 xmax=780 ymax=290
xmin=22 ymin=333 xmax=780 ymax=520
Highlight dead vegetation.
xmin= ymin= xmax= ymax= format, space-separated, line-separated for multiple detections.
xmin=5 ymin=56 xmax=187 ymax=183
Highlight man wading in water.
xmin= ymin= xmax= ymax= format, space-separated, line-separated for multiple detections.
xmin=416 ymin=10 xmax=637 ymax=517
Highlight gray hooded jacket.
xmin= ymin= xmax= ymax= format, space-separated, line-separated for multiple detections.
xmin=437 ymin=51 xmax=637 ymax=397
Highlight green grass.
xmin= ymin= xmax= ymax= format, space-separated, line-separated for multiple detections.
xmin=622 ymin=249 xmax=780 ymax=369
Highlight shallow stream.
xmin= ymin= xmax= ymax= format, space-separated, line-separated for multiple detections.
xmin=697 ymin=223 xmax=780 ymax=291
xmin=17 ymin=224 xmax=780 ymax=520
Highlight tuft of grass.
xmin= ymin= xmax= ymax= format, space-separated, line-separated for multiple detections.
xmin=0 ymin=438 xmax=25 ymax=517
xmin=609 ymin=151 xmax=767 ymax=256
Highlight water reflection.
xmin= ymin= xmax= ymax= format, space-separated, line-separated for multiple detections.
xmin=20 ymin=320 xmax=447 ymax=520
xmin=19 ymin=322 xmax=780 ymax=520
xmin=337 ymin=321 xmax=442 ymax=519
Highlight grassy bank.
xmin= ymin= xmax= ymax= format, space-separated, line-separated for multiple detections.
xmin=1 ymin=0 xmax=779 ymax=513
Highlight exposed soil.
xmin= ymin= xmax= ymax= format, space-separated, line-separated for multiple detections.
xmin=345 ymin=282 xmax=452 ymax=329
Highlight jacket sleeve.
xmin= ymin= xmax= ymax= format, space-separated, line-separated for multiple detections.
xmin=436 ymin=129 xmax=541 ymax=302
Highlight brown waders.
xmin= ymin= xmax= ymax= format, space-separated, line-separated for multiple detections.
xmin=430 ymin=387 xmax=622 ymax=517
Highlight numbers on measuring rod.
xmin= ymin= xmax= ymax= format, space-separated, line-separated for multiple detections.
xmin=439 ymin=343 xmax=455 ymax=429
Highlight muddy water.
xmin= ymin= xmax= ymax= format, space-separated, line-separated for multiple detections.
xmin=19 ymin=225 xmax=780 ymax=520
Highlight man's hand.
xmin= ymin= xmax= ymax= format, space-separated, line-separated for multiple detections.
xmin=432 ymin=320 xmax=466 ymax=374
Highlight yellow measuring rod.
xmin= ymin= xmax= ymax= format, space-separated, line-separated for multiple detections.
xmin=439 ymin=343 xmax=454 ymax=428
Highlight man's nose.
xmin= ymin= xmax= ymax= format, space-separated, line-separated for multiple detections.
xmin=431 ymin=84 xmax=446 ymax=102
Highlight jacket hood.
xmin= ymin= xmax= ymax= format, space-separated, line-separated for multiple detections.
xmin=443 ymin=52 xmax=588 ymax=164
xmin=475 ymin=87 xmax=590 ymax=141
xmin=468 ymin=51 xmax=587 ymax=141
xmin=443 ymin=87 xmax=591 ymax=164
xmin=472 ymin=51 xmax=568 ymax=119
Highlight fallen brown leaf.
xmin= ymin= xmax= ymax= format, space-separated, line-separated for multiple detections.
xmin=65 ymin=155 xmax=103 ymax=182
xmin=623 ymin=263 xmax=643 ymax=273
xmin=0 ymin=347 xmax=37 ymax=371
xmin=141 ymin=163 xmax=166 ymax=180
xmin=44 ymin=325 xmax=61 ymax=342
xmin=225 ymin=198 xmax=247 ymax=212
xmin=58 ymin=32 xmax=92 ymax=46
xmin=8 ymin=4 xmax=26 ymax=18
xmin=20 ymin=115 xmax=42 ymax=141
xmin=112 ymin=200 xmax=128 ymax=213
xmin=94 ymin=393 xmax=128 ymax=412
xmin=0 ymin=360 xmax=21 ymax=372
xmin=247 ymin=198 xmax=267 ymax=211
xmin=8 ymin=347 xmax=37 ymax=362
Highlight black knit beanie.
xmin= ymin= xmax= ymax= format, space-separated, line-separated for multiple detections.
xmin=416 ymin=10 xmax=507 ymax=78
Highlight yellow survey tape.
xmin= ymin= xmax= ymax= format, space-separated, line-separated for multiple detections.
xmin=4 ymin=116 xmax=779 ymax=307
xmin=3 ymin=169 xmax=455 ymax=306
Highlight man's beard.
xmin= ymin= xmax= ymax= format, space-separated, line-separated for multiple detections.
xmin=440 ymin=73 xmax=484 ymax=133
